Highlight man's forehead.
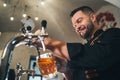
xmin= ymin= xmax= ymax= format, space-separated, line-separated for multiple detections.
xmin=71 ymin=11 xmax=85 ymax=21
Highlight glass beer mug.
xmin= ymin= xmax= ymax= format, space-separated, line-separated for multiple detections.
xmin=36 ymin=52 xmax=57 ymax=79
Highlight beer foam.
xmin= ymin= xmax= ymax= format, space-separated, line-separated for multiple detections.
xmin=40 ymin=52 xmax=52 ymax=58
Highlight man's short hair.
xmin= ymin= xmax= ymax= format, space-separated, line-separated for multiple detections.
xmin=70 ymin=6 xmax=94 ymax=17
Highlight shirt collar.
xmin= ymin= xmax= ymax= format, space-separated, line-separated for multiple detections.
xmin=93 ymin=29 xmax=104 ymax=39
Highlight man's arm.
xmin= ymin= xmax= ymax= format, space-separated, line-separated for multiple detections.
xmin=35 ymin=29 xmax=70 ymax=60
xmin=44 ymin=37 xmax=70 ymax=61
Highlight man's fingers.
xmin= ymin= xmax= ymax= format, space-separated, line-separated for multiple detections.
xmin=34 ymin=29 xmax=42 ymax=35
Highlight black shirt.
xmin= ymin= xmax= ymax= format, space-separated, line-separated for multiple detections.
xmin=67 ymin=28 xmax=120 ymax=80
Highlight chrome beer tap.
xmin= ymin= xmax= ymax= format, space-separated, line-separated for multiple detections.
xmin=0 ymin=20 xmax=48 ymax=80
xmin=15 ymin=63 xmax=35 ymax=80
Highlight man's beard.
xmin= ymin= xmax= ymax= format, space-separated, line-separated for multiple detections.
xmin=82 ymin=22 xmax=94 ymax=39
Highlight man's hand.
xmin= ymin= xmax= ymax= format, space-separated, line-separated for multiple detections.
xmin=34 ymin=29 xmax=42 ymax=35
xmin=34 ymin=29 xmax=51 ymax=47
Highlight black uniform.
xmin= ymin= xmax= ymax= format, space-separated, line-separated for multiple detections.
xmin=67 ymin=28 xmax=120 ymax=80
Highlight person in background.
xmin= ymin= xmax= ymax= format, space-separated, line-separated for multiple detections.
xmin=35 ymin=6 xmax=120 ymax=80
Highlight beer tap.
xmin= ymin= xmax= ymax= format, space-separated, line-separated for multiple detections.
xmin=0 ymin=20 xmax=48 ymax=80
xmin=15 ymin=63 xmax=35 ymax=80
xmin=36 ymin=20 xmax=48 ymax=58
xmin=38 ymin=20 xmax=47 ymax=51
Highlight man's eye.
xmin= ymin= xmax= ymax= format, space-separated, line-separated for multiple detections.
xmin=77 ymin=19 xmax=82 ymax=23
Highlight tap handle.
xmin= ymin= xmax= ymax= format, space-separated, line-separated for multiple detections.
xmin=41 ymin=20 xmax=48 ymax=37
xmin=16 ymin=63 xmax=22 ymax=71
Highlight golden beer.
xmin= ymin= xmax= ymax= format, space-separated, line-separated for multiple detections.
xmin=37 ymin=53 xmax=57 ymax=78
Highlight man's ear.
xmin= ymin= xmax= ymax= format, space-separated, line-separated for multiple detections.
xmin=90 ymin=13 xmax=96 ymax=22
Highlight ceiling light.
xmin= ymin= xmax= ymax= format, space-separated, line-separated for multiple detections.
xmin=3 ymin=3 xmax=7 ymax=7
xmin=41 ymin=0 xmax=45 ymax=5
xmin=41 ymin=2 xmax=44 ymax=5
xmin=23 ymin=13 xmax=27 ymax=17
xmin=10 ymin=17 xmax=14 ymax=21
xmin=9 ymin=5 xmax=16 ymax=21
xmin=22 ymin=5 xmax=27 ymax=17
xmin=35 ymin=17 xmax=39 ymax=21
